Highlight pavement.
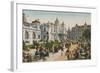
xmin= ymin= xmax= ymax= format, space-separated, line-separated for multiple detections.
xmin=46 ymin=49 xmax=67 ymax=61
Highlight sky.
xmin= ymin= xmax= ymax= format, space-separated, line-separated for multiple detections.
xmin=23 ymin=10 xmax=91 ymax=29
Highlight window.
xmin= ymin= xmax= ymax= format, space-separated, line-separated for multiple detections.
xmin=25 ymin=41 xmax=29 ymax=43
xmin=38 ymin=35 xmax=40 ymax=39
xmin=33 ymin=32 xmax=36 ymax=39
xmin=34 ymin=25 xmax=37 ymax=28
xmin=44 ymin=27 xmax=46 ymax=31
xmin=25 ymin=31 xmax=29 ymax=39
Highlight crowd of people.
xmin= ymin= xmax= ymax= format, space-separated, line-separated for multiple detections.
xmin=23 ymin=41 xmax=91 ymax=62
xmin=23 ymin=46 xmax=64 ymax=62
xmin=34 ymin=48 xmax=49 ymax=61
xmin=23 ymin=51 xmax=32 ymax=62
xmin=65 ymin=42 xmax=91 ymax=60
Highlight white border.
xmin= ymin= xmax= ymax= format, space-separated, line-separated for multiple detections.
xmin=11 ymin=1 xmax=97 ymax=71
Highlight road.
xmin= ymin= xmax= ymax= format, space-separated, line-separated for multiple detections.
xmin=46 ymin=49 xmax=67 ymax=61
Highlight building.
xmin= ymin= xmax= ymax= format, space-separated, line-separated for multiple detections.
xmin=22 ymin=13 xmax=41 ymax=45
xmin=23 ymin=14 xmax=67 ymax=45
xmin=67 ymin=22 xmax=91 ymax=41
xmin=40 ymin=22 xmax=49 ymax=41
xmin=48 ymin=18 xmax=67 ymax=42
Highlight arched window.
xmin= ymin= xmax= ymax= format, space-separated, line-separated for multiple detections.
xmin=25 ymin=31 xmax=29 ymax=39
xmin=33 ymin=32 xmax=36 ymax=39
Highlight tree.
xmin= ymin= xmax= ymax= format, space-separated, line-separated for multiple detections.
xmin=82 ymin=28 xmax=91 ymax=41
xmin=43 ymin=41 xmax=53 ymax=49
xmin=33 ymin=41 xmax=39 ymax=48
xmin=53 ymin=40 xmax=60 ymax=50
xmin=23 ymin=41 xmax=27 ymax=50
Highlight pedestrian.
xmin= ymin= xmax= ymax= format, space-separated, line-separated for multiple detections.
xmin=39 ymin=48 xmax=45 ymax=61
xmin=34 ymin=48 xmax=40 ymax=61
xmin=65 ymin=49 xmax=69 ymax=60
xmin=61 ymin=47 xmax=64 ymax=56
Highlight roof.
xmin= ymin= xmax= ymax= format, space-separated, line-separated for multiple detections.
xmin=32 ymin=19 xmax=40 ymax=23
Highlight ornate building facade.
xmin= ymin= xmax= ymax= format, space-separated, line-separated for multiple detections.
xmin=67 ymin=22 xmax=91 ymax=41
xmin=22 ymin=13 xmax=67 ymax=45
xmin=22 ymin=14 xmax=41 ymax=45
